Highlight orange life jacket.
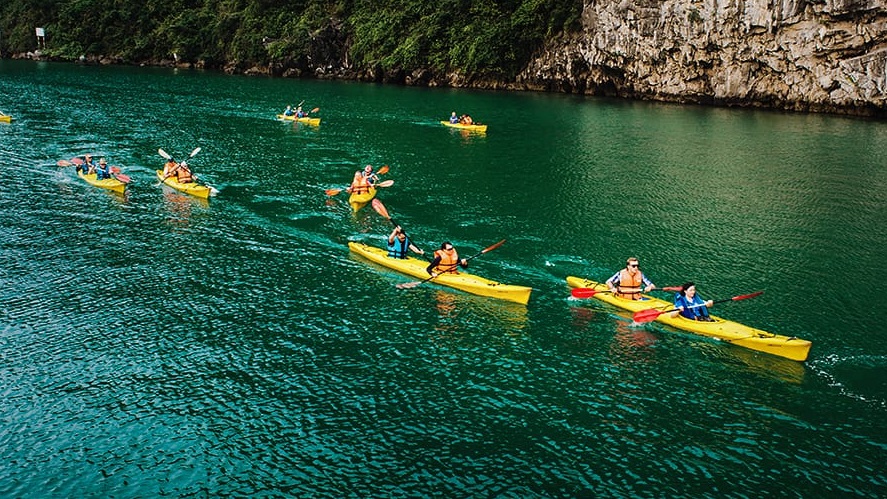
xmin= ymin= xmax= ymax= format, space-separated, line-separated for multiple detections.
xmin=615 ymin=269 xmax=643 ymax=300
xmin=433 ymin=248 xmax=460 ymax=274
xmin=351 ymin=175 xmax=369 ymax=194
xmin=176 ymin=164 xmax=193 ymax=183
xmin=163 ymin=161 xmax=177 ymax=177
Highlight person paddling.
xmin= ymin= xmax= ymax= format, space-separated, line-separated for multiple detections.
xmin=387 ymin=226 xmax=424 ymax=259
xmin=449 ymin=111 xmax=459 ymax=124
xmin=161 ymin=158 xmax=194 ymax=184
xmin=606 ymin=257 xmax=657 ymax=300
xmin=95 ymin=158 xmax=112 ymax=180
xmin=346 ymin=165 xmax=377 ymax=194
xmin=670 ymin=282 xmax=715 ymax=321
xmin=283 ymin=105 xmax=294 ymax=116
xmin=426 ymin=242 xmax=468 ymax=277
xmin=82 ymin=154 xmax=96 ymax=175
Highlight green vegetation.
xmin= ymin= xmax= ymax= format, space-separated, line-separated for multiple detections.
xmin=0 ymin=0 xmax=582 ymax=79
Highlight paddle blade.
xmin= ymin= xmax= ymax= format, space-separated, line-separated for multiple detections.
xmin=310 ymin=107 xmax=320 ymax=113
xmin=110 ymin=166 xmax=121 ymax=173
xmin=371 ymin=198 xmax=391 ymax=219
xmin=396 ymin=281 xmax=422 ymax=289
xmin=570 ymin=288 xmax=600 ymax=299
xmin=71 ymin=157 xmax=84 ymax=165
xmin=732 ymin=291 xmax=764 ymax=302
xmin=481 ymin=239 xmax=506 ymax=254
xmin=189 ymin=147 xmax=202 ymax=158
xmin=633 ymin=308 xmax=666 ymax=324
xmin=377 ymin=179 xmax=394 ymax=188
xmin=325 ymin=188 xmax=342 ymax=196
xmin=376 ymin=165 xmax=389 ymax=175
xmin=114 ymin=173 xmax=132 ymax=183
xmin=57 ymin=160 xmax=72 ymax=167
xmin=158 ymin=148 xmax=171 ymax=160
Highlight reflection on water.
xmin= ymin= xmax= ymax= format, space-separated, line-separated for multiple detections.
xmin=161 ymin=188 xmax=208 ymax=225
xmin=609 ymin=319 xmax=660 ymax=363
xmin=433 ymin=290 xmax=528 ymax=332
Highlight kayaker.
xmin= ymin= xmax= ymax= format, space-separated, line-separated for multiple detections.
xmin=449 ymin=112 xmax=459 ymax=124
xmin=671 ymin=282 xmax=715 ymax=321
xmin=459 ymin=114 xmax=474 ymax=125
xmin=426 ymin=242 xmax=468 ymax=276
xmin=162 ymin=158 xmax=179 ymax=179
xmin=175 ymin=161 xmax=194 ymax=184
xmin=362 ymin=164 xmax=378 ymax=186
xmin=283 ymin=105 xmax=294 ymax=116
xmin=346 ymin=171 xmax=369 ymax=194
xmin=387 ymin=226 xmax=424 ymax=259
xmin=83 ymin=154 xmax=96 ymax=175
xmin=606 ymin=257 xmax=657 ymax=300
xmin=296 ymin=106 xmax=306 ymax=118
xmin=96 ymin=158 xmax=112 ymax=180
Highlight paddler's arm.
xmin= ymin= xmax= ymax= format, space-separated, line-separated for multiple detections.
xmin=408 ymin=243 xmax=424 ymax=256
xmin=642 ymin=274 xmax=655 ymax=293
xmin=426 ymin=255 xmax=442 ymax=276
xmin=605 ymin=272 xmax=620 ymax=293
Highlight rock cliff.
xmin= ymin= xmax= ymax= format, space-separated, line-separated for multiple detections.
xmin=517 ymin=0 xmax=887 ymax=116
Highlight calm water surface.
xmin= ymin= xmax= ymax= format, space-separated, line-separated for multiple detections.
xmin=1 ymin=60 xmax=886 ymax=496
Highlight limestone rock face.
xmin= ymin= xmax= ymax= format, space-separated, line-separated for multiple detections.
xmin=518 ymin=0 xmax=887 ymax=115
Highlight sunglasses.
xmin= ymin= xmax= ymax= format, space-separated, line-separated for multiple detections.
xmin=628 ymin=264 xmax=639 ymax=268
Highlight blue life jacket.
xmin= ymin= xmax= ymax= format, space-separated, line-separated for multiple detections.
xmin=674 ymin=293 xmax=711 ymax=320
xmin=388 ymin=237 xmax=410 ymax=259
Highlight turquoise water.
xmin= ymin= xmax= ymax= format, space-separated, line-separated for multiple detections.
xmin=1 ymin=60 xmax=886 ymax=496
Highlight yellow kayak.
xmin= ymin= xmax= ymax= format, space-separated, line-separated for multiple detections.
xmin=350 ymin=242 xmax=532 ymax=305
xmin=0 ymin=115 xmax=11 ymax=123
xmin=276 ymin=114 xmax=321 ymax=126
xmin=348 ymin=186 xmax=376 ymax=212
xmin=78 ymin=171 xmax=126 ymax=194
xmin=440 ymin=121 xmax=487 ymax=132
xmin=566 ymin=276 xmax=811 ymax=362
xmin=156 ymin=170 xmax=212 ymax=199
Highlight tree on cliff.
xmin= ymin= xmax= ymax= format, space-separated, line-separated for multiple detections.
xmin=0 ymin=0 xmax=582 ymax=80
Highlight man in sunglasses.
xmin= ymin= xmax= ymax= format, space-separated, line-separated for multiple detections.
xmin=606 ymin=257 xmax=657 ymax=300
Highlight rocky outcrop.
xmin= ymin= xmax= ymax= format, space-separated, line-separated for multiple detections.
xmin=516 ymin=0 xmax=887 ymax=116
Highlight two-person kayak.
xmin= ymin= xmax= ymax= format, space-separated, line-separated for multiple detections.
xmin=566 ymin=277 xmax=811 ymax=361
xmin=77 ymin=171 xmax=126 ymax=194
xmin=348 ymin=187 xmax=376 ymax=212
xmin=276 ymin=114 xmax=321 ymax=126
xmin=156 ymin=170 xmax=213 ymax=199
xmin=350 ymin=242 xmax=531 ymax=305
xmin=440 ymin=121 xmax=487 ymax=132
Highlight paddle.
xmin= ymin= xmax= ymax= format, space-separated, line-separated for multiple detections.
xmin=396 ymin=239 xmax=506 ymax=289
xmin=325 ymin=165 xmax=391 ymax=196
xmin=310 ymin=107 xmax=320 ymax=113
xmin=155 ymin=147 xmax=202 ymax=186
xmin=371 ymin=199 xmax=429 ymax=261
xmin=325 ymin=179 xmax=393 ymax=196
xmin=632 ymin=291 xmax=764 ymax=324
xmin=571 ymin=286 xmax=681 ymax=299
xmin=110 ymin=167 xmax=131 ymax=183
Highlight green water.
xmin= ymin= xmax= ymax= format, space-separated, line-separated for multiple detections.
xmin=1 ymin=60 xmax=886 ymax=496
